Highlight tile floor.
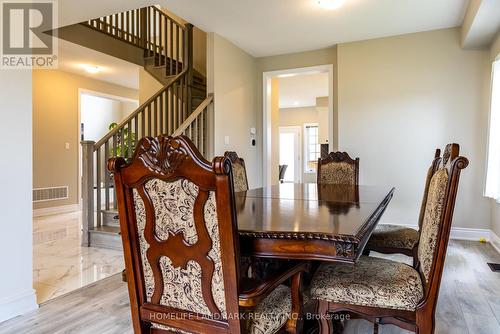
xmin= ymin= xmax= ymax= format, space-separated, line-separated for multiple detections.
xmin=33 ymin=211 xmax=124 ymax=304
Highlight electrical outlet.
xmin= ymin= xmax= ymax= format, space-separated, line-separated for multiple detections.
xmin=65 ymin=142 xmax=70 ymax=150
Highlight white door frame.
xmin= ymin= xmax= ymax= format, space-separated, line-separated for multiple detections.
xmin=278 ymin=126 xmax=302 ymax=183
xmin=262 ymin=64 xmax=334 ymax=187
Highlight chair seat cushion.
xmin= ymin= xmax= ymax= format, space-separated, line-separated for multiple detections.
xmin=152 ymin=285 xmax=291 ymax=334
xmin=310 ymin=256 xmax=423 ymax=311
xmin=366 ymin=224 xmax=419 ymax=250
xmin=244 ymin=284 xmax=291 ymax=334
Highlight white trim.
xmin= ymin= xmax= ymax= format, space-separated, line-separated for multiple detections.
xmin=490 ymin=230 xmax=500 ymax=254
xmin=33 ymin=204 xmax=80 ymax=217
xmin=0 ymin=289 xmax=38 ymax=323
xmin=262 ymin=64 xmax=334 ymax=187
xmin=379 ymin=223 xmax=500 ymax=254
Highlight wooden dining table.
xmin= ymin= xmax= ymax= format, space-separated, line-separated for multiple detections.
xmin=235 ymin=183 xmax=395 ymax=263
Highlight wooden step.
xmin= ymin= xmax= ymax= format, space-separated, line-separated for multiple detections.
xmin=89 ymin=226 xmax=122 ymax=251
xmin=102 ymin=210 xmax=119 ymax=227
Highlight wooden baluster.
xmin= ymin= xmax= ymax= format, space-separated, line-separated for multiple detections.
xmin=104 ymin=141 xmax=110 ymax=211
xmin=159 ymin=93 xmax=164 ymax=135
xmin=126 ymin=10 xmax=130 ymax=42
xmin=141 ymin=109 xmax=145 ymax=137
xmin=168 ymin=87 xmax=172 ymax=134
xmin=96 ymin=147 xmax=101 ymax=227
xmin=159 ymin=12 xmax=163 ymax=66
xmin=127 ymin=121 xmax=132 ymax=159
xmin=81 ymin=141 xmax=95 ymax=247
xmin=146 ymin=106 xmax=150 ymax=135
xmin=120 ymin=12 xmax=125 ymax=39
xmin=169 ymin=20 xmax=174 ymax=76
xmin=172 ymin=85 xmax=177 ymax=130
xmin=175 ymin=24 xmax=182 ymax=73
xmin=112 ymin=134 xmax=117 ymax=210
xmin=134 ymin=115 xmax=139 ymax=149
xmin=153 ymin=99 xmax=158 ymax=137
xmin=163 ymin=16 xmax=167 ymax=75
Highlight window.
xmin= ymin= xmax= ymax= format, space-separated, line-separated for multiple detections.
xmin=485 ymin=60 xmax=500 ymax=201
xmin=304 ymin=124 xmax=320 ymax=173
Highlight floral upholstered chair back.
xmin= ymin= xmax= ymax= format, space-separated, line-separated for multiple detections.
xmin=110 ymin=136 xmax=242 ymax=333
xmin=317 ymin=152 xmax=359 ymax=185
xmin=224 ymin=151 xmax=249 ymax=192
xmin=416 ymin=144 xmax=468 ymax=289
xmin=417 ymin=149 xmax=442 ymax=231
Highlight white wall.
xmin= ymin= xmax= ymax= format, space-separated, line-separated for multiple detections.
xmin=0 ymin=71 xmax=37 ymax=321
xmin=207 ymin=33 xmax=259 ymax=188
xmin=337 ymin=28 xmax=491 ymax=228
xmin=81 ymin=93 xmax=138 ymax=141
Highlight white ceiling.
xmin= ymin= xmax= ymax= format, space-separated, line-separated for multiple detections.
xmin=161 ymin=0 xmax=469 ymax=57
xmin=279 ymin=72 xmax=328 ymax=108
xmin=57 ymin=39 xmax=140 ymax=90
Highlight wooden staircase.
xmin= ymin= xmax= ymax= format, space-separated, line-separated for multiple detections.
xmin=77 ymin=6 xmax=213 ymax=250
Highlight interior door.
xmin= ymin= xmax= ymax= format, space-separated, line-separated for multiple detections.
xmin=279 ymin=126 xmax=301 ymax=183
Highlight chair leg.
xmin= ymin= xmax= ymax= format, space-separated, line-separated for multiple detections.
xmin=316 ymin=300 xmax=332 ymax=334
xmin=415 ymin=317 xmax=434 ymax=334
xmin=373 ymin=318 xmax=379 ymax=334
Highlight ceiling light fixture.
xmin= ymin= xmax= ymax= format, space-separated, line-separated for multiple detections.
xmin=80 ymin=64 xmax=102 ymax=74
xmin=316 ymin=0 xmax=346 ymax=10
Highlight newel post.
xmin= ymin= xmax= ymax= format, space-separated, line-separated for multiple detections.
xmin=81 ymin=141 xmax=95 ymax=247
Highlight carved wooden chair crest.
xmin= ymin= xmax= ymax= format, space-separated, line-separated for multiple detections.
xmin=317 ymin=152 xmax=360 ymax=185
xmin=224 ymin=151 xmax=249 ymax=192
xmin=110 ymin=135 xmax=308 ymax=334
xmin=366 ymin=149 xmax=442 ymax=258
xmin=310 ymin=143 xmax=468 ymax=334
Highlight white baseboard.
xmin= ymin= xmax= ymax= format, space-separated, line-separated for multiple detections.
xmin=490 ymin=231 xmax=500 ymax=254
xmin=449 ymin=227 xmax=491 ymax=241
xmin=33 ymin=204 xmax=80 ymax=217
xmin=379 ymin=223 xmax=499 ymax=253
xmin=0 ymin=289 xmax=38 ymax=323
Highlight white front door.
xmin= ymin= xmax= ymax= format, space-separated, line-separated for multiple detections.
xmin=279 ymin=126 xmax=301 ymax=183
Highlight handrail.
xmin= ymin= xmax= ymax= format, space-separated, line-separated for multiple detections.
xmin=150 ymin=5 xmax=186 ymax=31
xmin=173 ymin=94 xmax=213 ymax=136
xmin=93 ymin=69 xmax=187 ymax=150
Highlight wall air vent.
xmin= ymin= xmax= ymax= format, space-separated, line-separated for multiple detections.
xmin=33 ymin=186 xmax=69 ymax=202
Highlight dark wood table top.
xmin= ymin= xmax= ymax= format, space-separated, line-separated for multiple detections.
xmin=235 ymin=183 xmax=395 ymax=263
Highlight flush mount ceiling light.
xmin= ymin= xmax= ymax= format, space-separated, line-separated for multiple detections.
xmin=316 ymin=0 xmax=346 ymax=10
xmin=80 ymin=64 xmax=102 ymax=74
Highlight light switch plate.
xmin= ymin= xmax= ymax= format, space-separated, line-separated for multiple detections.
xmin=224 ymin=136 xmax=230 ymax=145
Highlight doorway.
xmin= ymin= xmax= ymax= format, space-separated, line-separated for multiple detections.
xmin=279 ymin=126 xmax=301 ymax=183
xmin=263 ymin=64 xmax=333 ymax=186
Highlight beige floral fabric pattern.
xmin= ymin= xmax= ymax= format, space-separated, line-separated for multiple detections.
xmin=310 ymin=256 xmax=423 ymax=311
xmin=232 ymin=162 xmax=249 ymax=192
xmin=418 ymin=168 xmax=448 ymax=283
xmin=151 ymin=285 xmax=291 ymax=334
xmin=244 ymin=285 xmax=291 ymax=334
xmin=133 ymin=179 xmax=226 ymax=317
xmin=367 ymin=224 xmax=419 ymax=250
xmin=318 ymin=161 xmax=356 ymax=185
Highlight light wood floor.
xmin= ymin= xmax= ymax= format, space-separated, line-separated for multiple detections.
xmin=0 ymin=240 xmax=499 ymax=334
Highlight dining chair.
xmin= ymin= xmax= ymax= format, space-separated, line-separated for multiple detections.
xmin=317 ymin=152 xmax=359 ymax=185
xmin=365 ymin=149 xmax=442 ymax=259
xmin=225 ymin=151 xmax=249 ymax=192
xmin=309 ymin=143 xmax=468 ymax=334
xmin=110 ymin=135 xmax=309 ymax=334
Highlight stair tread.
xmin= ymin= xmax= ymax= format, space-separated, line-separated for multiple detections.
xmin=90 ymin=226 xmax=120 ymax=234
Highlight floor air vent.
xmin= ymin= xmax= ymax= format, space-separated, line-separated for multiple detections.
xmin=487 ymin=263 xmax=500 ymax=272
xmin=33 ymin=186 xmax=69 ymax=202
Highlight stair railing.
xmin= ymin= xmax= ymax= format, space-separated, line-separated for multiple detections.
xmin=84 ymin=6 xmax=193 ymax=78
xmin=81 ymin=6 xmax=203 ymax=247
